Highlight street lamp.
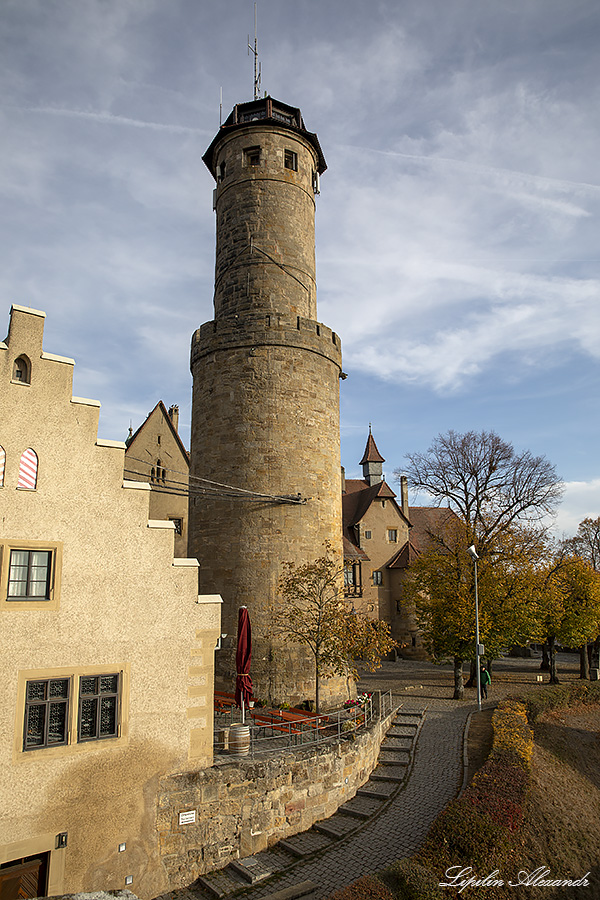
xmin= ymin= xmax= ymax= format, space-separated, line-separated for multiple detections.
xmin=467 ymin=545 xmax=482 ymax=712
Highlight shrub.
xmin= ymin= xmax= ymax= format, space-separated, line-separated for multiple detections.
xmin=326 ymin=874 xmax=393 ymax=900
xmin=523 ymin=681 xmax=600 ymax=723
xmin=380 ymin=859 xmax=444 ymax=900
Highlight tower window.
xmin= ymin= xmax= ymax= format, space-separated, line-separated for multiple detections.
xmin=284 ymin=149 xmax=298 ymax=171
xmin=216 ymin=162 xmax=226 ymax=182
xmin=244 ymin=146 xmax=261 ymax=167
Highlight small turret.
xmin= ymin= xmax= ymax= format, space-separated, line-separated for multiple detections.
xmin=359 ymin=427 xmax=385 ymax=486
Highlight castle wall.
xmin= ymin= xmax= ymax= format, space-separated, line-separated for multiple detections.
xmin=156 ymin=703 xmax=396 ymax=887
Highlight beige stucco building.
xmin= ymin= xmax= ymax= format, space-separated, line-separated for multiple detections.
xmin=343 ymin=430 xmax=453 ymax=656
xmin=0 ymin=305 xmax=221 ymax=900
xmin=125 ymin=401 xmax=189 ymax=558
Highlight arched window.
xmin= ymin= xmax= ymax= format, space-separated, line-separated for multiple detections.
xmin=13 ymin=355 xmax=31 ymax=384
xmin=18 ymin=448 xmax=38 ymax=490
xmin=0 ymin=446 xmax=5 ymax=487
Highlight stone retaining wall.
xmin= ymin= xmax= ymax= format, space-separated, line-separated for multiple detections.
xmin=157 ymin=705 xmax=396 ymax=889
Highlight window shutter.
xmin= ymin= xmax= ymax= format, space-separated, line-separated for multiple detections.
xmin=18 ymin=448 xmax=38 ymax=490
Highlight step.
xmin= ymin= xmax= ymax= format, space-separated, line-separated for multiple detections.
xmin=229 ymin=856 xmax=273 ymax=884
xmin=277 ymin=829 xmax=333 ymax=858
xmin=252 ymin=845 xmax=300 ymax=872
xmin=382 ymin=737 xmax=413 ymax=750
xmin=260 ymin=881 xmax=317 ymax=900
xmin=195 ymin=866 xmax=248 ymax=899
xmin=386 ymin=726 xmax=417 ymax=738
xmin=357 ymin=784 xmax=396 ymax=800
xmin=370 ymin=771 xmax=405 ymax=783
xmin=314 ymin=814 xmax=359 ymax=839
xmin=394 ymin=714 xmax=422 ymax=726
xmin=378 ymin=751 xmax=411 ymax=765
xmin=372 ymin=762 xmax=409 ymax=780
xmin=338 ymin=796 xmax=385 ymax=819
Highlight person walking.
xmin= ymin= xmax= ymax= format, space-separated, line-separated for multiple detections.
xmin=480 ymin=662 xmax=491 ymax=700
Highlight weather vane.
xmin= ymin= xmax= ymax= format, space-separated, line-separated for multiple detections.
xmin=248 ymin=2 xmax=261 ymax=100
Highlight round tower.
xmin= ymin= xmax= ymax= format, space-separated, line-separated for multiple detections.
xmin=189 ymin=97 xmax=344 ymax=706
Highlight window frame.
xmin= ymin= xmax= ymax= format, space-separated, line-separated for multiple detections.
xmin=387 ymin=529 xmax=398 ymax=543
xmin=14 ymin=666 xmax=128 ymax=759
xmin=284 ymin=149 xmax=298 ymax=171
xmin=7 ymin=549 xmax=52 ymax=601
xmin=1 ymin=541 xmax=63 ymax=611
xmin=244 ymin=145 xmax=261 ymax=167
xmin=77 ymin=674 xmax=120 ymax=743
xmin=372 ymin=570 xmax=383 ymax=586
xmin=23 ymin=677 xmax=70 ymax=751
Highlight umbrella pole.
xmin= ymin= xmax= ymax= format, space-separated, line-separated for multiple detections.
xmin=241 ymin=695 xmax=245 ymax=725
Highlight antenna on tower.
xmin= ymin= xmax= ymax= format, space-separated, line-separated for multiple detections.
xmin=219 ymin=86 xmax=223 ymax=126
xmin=247 ymin=2 xmax=261 ymax=100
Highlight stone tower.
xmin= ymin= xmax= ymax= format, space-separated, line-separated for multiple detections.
xmin=189 ymin=96 xmax=344 ymax=706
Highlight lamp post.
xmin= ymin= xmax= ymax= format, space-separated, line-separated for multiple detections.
xmin=467 ymin=545 xmax=482 ymax=712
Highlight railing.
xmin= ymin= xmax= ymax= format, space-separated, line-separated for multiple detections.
xmin=214 ymin=689 xmax=395 ymax=758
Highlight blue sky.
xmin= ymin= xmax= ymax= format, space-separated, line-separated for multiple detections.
xmin=2 ymin=0 xmax=600 ymax=536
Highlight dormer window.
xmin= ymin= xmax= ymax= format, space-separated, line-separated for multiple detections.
xmin=244 ymin=146 xmax=261 ymax=167
xmin=13 ymin=355 xmax=31 ymax=384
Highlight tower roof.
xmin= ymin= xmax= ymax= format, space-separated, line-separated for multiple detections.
xmin=359 ymin=430 xmax=385 ymax=466
xmin=202 ymin=96 xmax=327 ymax=179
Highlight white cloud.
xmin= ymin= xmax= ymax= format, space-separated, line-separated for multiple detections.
xmin=554 ymin=480 xmax=600 ymax=538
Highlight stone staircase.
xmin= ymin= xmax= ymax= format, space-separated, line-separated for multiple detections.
xmin=190 ymin=708 xmax=425 ymax=900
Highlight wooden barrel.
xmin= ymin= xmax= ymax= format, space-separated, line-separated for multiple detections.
xmin=228 ymin=724 xmax=250 ymax=756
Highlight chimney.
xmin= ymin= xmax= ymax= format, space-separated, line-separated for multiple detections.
xmin=168 ymin=405 xmax=179 ymax=432
xmin=400 ymin=475 xmax=409 ymax=520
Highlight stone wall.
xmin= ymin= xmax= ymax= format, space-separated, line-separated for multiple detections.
xmin=157 ymin=705 xmax=395 ymax=889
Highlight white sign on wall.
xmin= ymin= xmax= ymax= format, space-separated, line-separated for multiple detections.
xmin=178 ymin=810 xmax=197 ymax=826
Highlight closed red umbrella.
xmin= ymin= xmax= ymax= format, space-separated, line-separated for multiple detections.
xmin=235 ymin=606 xmax=253 ymax=723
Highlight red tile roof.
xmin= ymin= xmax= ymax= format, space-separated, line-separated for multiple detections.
xmin=359 ymin=433 xmax=385 ymax=465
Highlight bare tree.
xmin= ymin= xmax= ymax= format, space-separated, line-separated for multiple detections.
xmin=398 ymin=430 xmax=563 ymax=552
xmin=396 ymin=430 xmax=563 ymax=698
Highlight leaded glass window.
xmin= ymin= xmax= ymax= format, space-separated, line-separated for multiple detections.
xmin=78 ymin=674 xmax=119 ymax=742
xmin=24 ymin=678 xmax=69 ymax=750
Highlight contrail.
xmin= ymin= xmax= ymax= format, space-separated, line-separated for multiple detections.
xmin=14 ymin=105 xmax=211 ymax=137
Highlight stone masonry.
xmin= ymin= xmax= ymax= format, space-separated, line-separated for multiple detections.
xmin=189 ymin=98 xmax=344 ymax=706
xmin=156 ymin=706 xmax=394 ymax=890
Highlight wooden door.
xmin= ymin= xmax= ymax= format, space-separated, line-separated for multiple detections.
xmin=0 ymin=855 xmax=48 ymax=900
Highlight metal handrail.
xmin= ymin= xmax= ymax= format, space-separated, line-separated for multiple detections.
xmin=214 ymin=690 xmax=394 ymax=758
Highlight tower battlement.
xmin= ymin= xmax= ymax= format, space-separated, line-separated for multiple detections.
xmin=191 ymin=314 xmax=342 ymax=369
